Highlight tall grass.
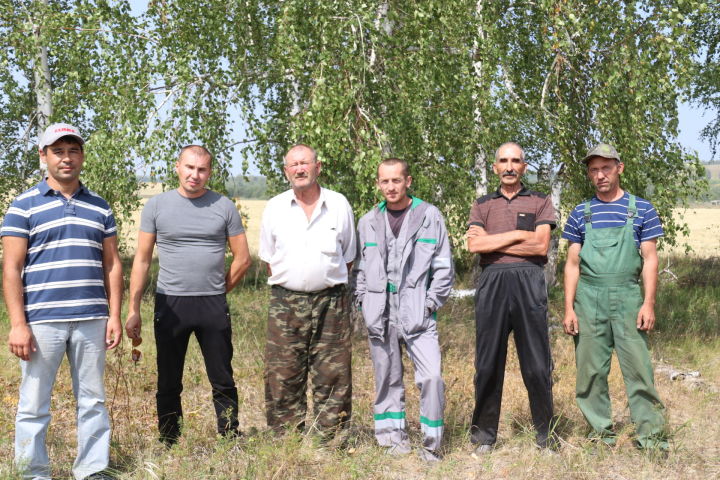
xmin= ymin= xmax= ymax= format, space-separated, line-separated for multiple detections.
xmin=0 ymin=256 xmax=718 ymax=479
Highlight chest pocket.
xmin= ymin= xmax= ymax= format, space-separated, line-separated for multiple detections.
xmin=590 ymin=238 xmax=619 ymax=249
xmin=405 ymin=217 xmax=435 ymax=288
xmin=317 ymin=227 xmax=339 ymax=255
xmin=363 ymin=240 xmax=387 ymax=292
xmin=516 ymin=212 xmax=536 ymax=231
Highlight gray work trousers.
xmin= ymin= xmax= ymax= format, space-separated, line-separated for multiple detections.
xmin=368 ymin=321 xmax=444 ymax=452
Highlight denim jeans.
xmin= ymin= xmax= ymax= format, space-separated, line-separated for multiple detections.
xmin=15 ymin=318 xmax=109 ymax=480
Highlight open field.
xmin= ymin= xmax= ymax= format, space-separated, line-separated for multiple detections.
xmin=667 ymin=207 xmax=720 ymax=257
xmin=1 ymin=198 xmax=719 ymax=479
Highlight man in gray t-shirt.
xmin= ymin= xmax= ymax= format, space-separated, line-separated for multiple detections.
xmin=125 ymin=145 xmax=251 ymax=445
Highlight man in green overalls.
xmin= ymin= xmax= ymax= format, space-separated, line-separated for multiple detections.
xmin=562 ymin=143 xmax=668 ymax=450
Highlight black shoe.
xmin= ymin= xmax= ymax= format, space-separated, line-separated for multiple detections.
xmin=83 ymin=473 xmax=115 ymax=480
xmin=536 ymin=432 xmax=561 ymax=451
xmin=220 ymin=427 xmax=244 ymax=440
xmin=473 ymin=443 xmax=494 ymax=455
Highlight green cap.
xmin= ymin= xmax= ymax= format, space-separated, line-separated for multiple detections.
xmin=583 ymin=143 xmax=621 ymax=164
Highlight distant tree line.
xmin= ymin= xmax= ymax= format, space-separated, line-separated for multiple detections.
xmin=225 ymin=175 xmax=268 ymax=199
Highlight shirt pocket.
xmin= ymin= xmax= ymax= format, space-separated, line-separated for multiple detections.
xmin=314 ymin=219 xmax=340 ymax=256
xmin=516 ymin=212 xmax=536 ymax=231
xmin=405 ymin=220 xmax=436 ymax=288
xmin=363 ymin=241 xmax=387 ymax=292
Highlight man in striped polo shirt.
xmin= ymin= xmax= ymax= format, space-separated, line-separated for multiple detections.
xmin=2 ymin=123 xmax=123 ymax=480
xmin=563 ymin=143 xmax=668 ymax=450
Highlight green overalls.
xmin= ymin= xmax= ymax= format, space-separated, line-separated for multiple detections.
xmin=574 ymin=195 xmax=667 ymax=449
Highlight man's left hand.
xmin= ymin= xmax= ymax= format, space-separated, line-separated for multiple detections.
xmin=106 ymin=317 xmax=122 ymax=350
xmin=637 ymin=303 xmax=656 ymax=332
xmin=466 ymin=225 xmax=486 ymax=239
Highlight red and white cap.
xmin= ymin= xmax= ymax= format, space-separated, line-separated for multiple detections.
xmin=39 ymin=123 xmax=85 ymax=149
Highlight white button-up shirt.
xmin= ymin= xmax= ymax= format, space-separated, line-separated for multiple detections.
xmin=259 ymin=187 xmax=357 ymax=292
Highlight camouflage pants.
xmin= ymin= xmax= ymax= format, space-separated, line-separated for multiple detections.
xmin=264 ymin=284 xmax=352 ymax=435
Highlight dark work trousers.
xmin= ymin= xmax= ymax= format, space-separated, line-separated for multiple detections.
xmin=154 ymin=293 xmax=239 ymax=444
xmin=470 ymin=262 xmax=554 ymax=447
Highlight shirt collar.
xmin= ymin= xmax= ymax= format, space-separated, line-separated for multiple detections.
xmin=289 ymin=185 xmax=326 ymax=208
xmin=38 ymin=178 xmax=88 ymax=197
xmin=492 ymin=183 xmax=530 ymax=199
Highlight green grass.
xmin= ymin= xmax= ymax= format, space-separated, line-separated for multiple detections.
xmin=0 ymin=255 xmax=718 ymax=479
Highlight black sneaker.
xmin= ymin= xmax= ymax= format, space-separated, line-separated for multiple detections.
xmin=83 ymin=473 xmax=115 ymax=480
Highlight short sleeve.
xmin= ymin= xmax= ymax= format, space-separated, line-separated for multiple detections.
xmin=562 ymin=206 xmax=584 ymax=244
xmin=468 ymin=200 xmax=485 ymax=228
xmin=535 ymin=195 xmax=557 ymax=229
xmin=258 ymin=200 xmax=274 ymax=263
xmin=139 ymin=197 xmax=157 ymax=234
xmin=640 ymin=202 xmax=664 ymax=242
xmin=339 ymin=196 xmax=357 ymax=263
xmin=225 ymin=199 xmax=245 ymax=237
xmin=0 ymin=198 xmax=30 ymax=239
xmin=104 ymin=208 xmax=118 ymax=238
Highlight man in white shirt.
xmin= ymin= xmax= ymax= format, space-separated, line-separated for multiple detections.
xmin=259 ymin=144 xmax=356 ymax=440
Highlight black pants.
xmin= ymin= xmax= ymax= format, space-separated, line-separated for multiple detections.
xmin=154 ymin=293 xmax=239 ymax=444
xmin=470 ymin=263 xmax=554 ymax=446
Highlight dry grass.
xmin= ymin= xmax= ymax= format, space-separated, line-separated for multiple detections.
xmin=1 ymin=196 xmax=719 ymax=479
xmin=666 ymin=207 xmax=720 ymax=257
xmin=0 ymin=271 xmax=718 ymax=479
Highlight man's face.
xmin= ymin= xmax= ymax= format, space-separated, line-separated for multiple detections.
xmin=587 ymin=157 xmax=624 ymax=194
xmin=284 ymin=147 xmax=321 ymax=191
xmin=175 ymin=152 xmax=211 ymax=197
xmin=492 ymin=144 xmax=526 ymax=188
xmin=40 ymin=140 xmax=84 ymax=185
xmin=377 ymin=163 xmax=412 ymax=208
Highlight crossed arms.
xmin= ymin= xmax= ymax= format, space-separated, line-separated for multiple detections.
xmin=466 ymin=224 xmax=552 ymax=257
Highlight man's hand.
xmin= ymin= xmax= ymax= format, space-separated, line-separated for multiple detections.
xmin=106 ymin=317 xmax=122 ymax=350
xmin=466 ymin=225 xmax=486 ymax=239
xmin=125 ymin=313 xmax=142 ymax=340
xmin=8 ymin=324 xmax=36 ymax=360
xmin=637 ymin=303 xmax=656 ymax=331
xmin=563 ymin=309 xmax=579 ymax=336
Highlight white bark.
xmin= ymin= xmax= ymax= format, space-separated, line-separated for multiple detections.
xmin=472 ymin=0 xmax=488 ymax=198
xmin=544 ymin=164 xmax=565 ymax=288
xmin=33 ymin=0 xmax=52 ymax=174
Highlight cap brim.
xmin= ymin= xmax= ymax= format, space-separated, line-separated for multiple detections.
xmin=40 ymin=133 xmax=84 ymax=149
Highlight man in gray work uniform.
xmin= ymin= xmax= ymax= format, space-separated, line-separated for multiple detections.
xmin=125 ymin=145 xmax=251 ymax=445
xmin=356 ymin=158 xmax=454 ymax=462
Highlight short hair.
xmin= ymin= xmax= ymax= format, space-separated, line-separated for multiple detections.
xmin=494 ymin=142 xmax=525 ymax=162
xmin=285 ymin=144 xmax=317 ymax=164
xmin=42 ymin=135 xmax=84 ymax=154
xmin=377 ymin=158 xmax=410 ymax=178
xmin=179 ymin=144 xmax=213 ymax=163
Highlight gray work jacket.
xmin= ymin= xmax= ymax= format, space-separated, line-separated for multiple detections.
xmin=355 ymin=197 xmax=454 ymax=340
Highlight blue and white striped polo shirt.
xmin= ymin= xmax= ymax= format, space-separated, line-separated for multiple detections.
xmin=1 ymin=180 xmax=117 ymax=324
xmin=562 ymin=192 xmax=663 ymax=248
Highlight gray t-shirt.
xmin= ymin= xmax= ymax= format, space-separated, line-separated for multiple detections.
xmin=140 ymin=189 xmax=244 ymax=296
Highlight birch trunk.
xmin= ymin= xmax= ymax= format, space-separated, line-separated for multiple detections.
xmin=471 ymin=0 xmax=488 ymax=288
xmin=33 ymin=0 xmax=53 ymax=175
xmin=544 ymin=164 xmax=564 ymax=289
